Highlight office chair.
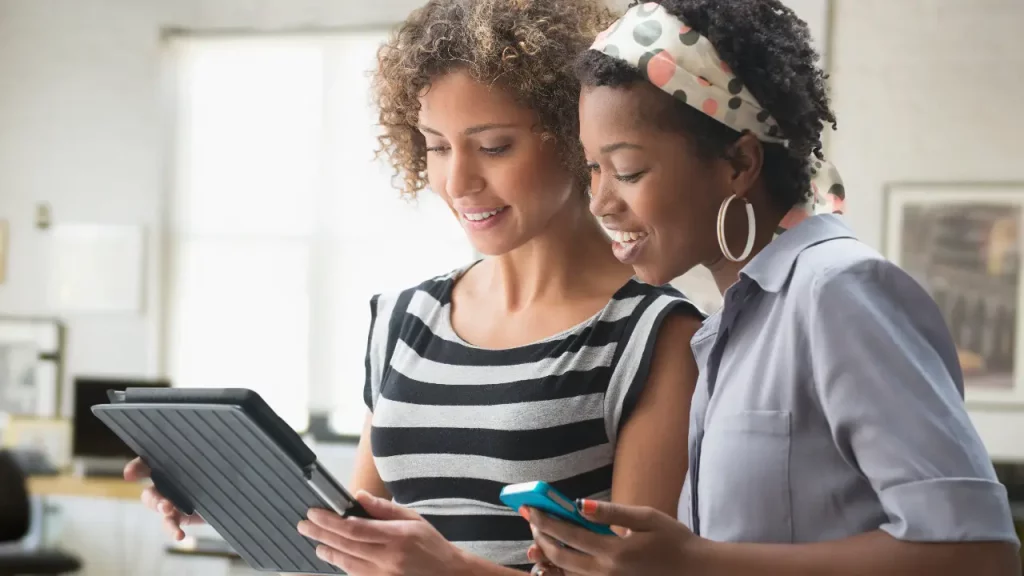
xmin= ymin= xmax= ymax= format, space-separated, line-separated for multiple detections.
xmin=0 ymin=450 xmax=81 ymax=575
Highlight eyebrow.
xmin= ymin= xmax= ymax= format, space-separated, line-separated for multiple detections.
xmin=599 ymin=142 xmax=644 ymax=154
xmin=418 ymin=123 xmax=517 ymax=137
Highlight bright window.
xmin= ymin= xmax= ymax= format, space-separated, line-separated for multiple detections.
xmin=166 ymin=33 xmax=474 ymax=435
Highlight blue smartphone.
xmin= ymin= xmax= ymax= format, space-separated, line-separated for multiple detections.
xmin=500 ymin=481 xmax=614 ymax=535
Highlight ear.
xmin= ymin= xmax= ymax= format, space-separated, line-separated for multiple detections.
xmin=725 ymin=132 xmax=764 ymax=200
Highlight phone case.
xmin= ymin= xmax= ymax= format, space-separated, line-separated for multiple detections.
xmin=92 ymin=387 xmax=367 ymax=575
xmin=499 ymin=481 xmax=614 ymax=535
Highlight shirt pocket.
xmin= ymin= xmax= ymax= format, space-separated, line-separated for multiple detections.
xmin=699 ymin=410 xmax=793 ymax=542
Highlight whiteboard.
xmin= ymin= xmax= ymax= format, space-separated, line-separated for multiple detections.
xmin=45 ymin=224 xmax=145 ymax=313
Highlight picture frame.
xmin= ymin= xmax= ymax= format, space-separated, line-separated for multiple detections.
xmin=0 ymin=317 xmax=66 ymax=418
xmin=883 ymin=182 xmax=1024 ymax=408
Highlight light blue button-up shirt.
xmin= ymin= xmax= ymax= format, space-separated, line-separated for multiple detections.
xmin=681 ymin=214 xmax=1019 ymax=546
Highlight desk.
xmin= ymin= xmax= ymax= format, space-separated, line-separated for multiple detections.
xmin=27 ymin=475 xmax=145 ymax=501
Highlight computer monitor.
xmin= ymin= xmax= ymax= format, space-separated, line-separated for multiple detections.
xmin=71 ymin=377 xmax=170 ymax=461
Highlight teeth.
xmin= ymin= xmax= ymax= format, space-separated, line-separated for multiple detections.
xmin=463 ymin=207 xmax=506 ymax=221
xmin=609 ymin=229 xmax=647 ymax=243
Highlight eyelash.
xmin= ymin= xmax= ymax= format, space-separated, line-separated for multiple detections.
xmin=587 ymin=163 xmax=645 ymax=183
xmin=481 ymin=144 xmax=511 ymax=156
xmin=615 ymin=172 xmax=645 ymax=183
xmin=425 ymin=144 xmax=511 ymax=156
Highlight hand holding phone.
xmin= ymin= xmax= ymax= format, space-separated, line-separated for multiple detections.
xmin=500 ymin=481 xmax=614 ymax=535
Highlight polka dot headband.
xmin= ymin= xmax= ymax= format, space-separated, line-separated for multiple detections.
xmin=590 ymin=2 xmax=846 ymax=233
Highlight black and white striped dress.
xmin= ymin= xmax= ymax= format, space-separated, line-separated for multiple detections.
xmin=363 ymin=265 xmax=702 ymax=571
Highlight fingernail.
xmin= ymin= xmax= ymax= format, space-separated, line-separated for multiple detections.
xmin=527 ymin=547 xmax=537 ymax=562
xmin=577 ymin=499 xmax=598 ymax=516
xmin=297 ymin=521 xmax=309 ymax=535
xmin=519 ymin=506 xmax=531 ymax=522
xmin=315 ymin=545 xmax=328 ymax=560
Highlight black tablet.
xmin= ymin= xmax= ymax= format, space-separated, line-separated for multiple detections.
xmin=92 ymin=387 xmax=368 ymax=575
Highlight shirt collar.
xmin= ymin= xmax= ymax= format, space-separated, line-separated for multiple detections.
xmin=739 ymin=214 xmax=857 ymax=293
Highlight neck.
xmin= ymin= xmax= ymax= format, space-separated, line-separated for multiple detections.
xmin=705 ymin=195 xmax=787 ymax=295
xmin=484 ymin=198 xmax=624 ymax=312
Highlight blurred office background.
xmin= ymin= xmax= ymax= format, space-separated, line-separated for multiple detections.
xmin=0 ymin=0 xmax=1021 ymax=574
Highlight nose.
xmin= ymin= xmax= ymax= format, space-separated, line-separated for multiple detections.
xmin=445 ymin=149 xmax=485 ymax=199
xmin=588 ymin=172 xmax=622 ymax=220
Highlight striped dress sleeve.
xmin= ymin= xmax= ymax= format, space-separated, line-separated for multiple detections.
xmin=603 ymin=286 xmax=704 ymax=444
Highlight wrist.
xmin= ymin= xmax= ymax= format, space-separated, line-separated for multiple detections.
xmin=687 ymin=535 xmax=726 ymax=576
xmin=450 ymin=544 xmax=478 ymax=576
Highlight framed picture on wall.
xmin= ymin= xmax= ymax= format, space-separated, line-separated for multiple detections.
xmin=884 ymin=182 xmax=1024 ymax=408
xmin=0 ymin=317 xmax=65 ymax=418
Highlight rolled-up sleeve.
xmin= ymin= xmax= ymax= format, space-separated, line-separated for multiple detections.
xmin=808 ymin=259 xmax=1019 ymax=545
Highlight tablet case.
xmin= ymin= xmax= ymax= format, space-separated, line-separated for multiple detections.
xmin=92 ymin=387 xmax=367 ymax=575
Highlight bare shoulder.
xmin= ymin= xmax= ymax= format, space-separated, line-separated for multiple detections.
xmin=650 ymin=312 xmax=702 ymax=373
xmin=659 ymin=309 xmax=703 ymax=339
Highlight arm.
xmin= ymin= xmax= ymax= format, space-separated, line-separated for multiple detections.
xmin=350 ymin=293 xmax=392 ymax=499
xmin=610 ymin=312 xmax=700 ymax=516
xmin=698 ymin=531 xmax=1021 ymax=576
xmin=531 ymin=502 xmax=1020 ymax=576
xmin=348 ymin=412 xmax=390 ymax=499
xmin=699 ymin=259 xmax=1020 ymax=576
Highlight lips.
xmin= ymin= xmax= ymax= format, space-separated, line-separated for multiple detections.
xmin=605 ymin=229 xmax=648 ymax=244
xmin=601 ymin=224 xmax=650 ymax=264
xmin=461 ymin=206 xmax=508 ymax=222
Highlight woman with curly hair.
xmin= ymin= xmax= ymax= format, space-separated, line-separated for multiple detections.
xmin=127 ymin=0 xmax=705 ymax=574
xmin=524 ymin=1 xmax=1021 ymax=575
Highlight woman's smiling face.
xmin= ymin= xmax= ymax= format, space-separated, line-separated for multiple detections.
xmin=580 ymin=81 xmax=732 ymax=285
xmin=419 ymin=70 xmax=577 ymax=257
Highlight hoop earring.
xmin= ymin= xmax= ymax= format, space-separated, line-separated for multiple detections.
xmin=717 ymin=194 xmax=755 ymax=262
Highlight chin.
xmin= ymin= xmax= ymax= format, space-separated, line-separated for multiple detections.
xmin=631 ymin=251 xmax=693 ymax=287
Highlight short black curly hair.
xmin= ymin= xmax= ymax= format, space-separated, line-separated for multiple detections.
xmin=576 ymin=0 xmax=835 ymax=211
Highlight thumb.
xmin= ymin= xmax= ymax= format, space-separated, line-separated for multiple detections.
xmin=124 ymin=458 xmax=150 ymax=482
xmin=355 ymin=491 xmax=420 ymax=521
xmin=576 ymin=499 xmax=665 ymax=532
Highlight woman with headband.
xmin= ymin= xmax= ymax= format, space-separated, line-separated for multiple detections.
xmin=525 ymin=1 xmax=1021 ymax=574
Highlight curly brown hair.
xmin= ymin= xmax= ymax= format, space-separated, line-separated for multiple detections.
xmin=372 ymin=0 xmax=614 ymax=198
